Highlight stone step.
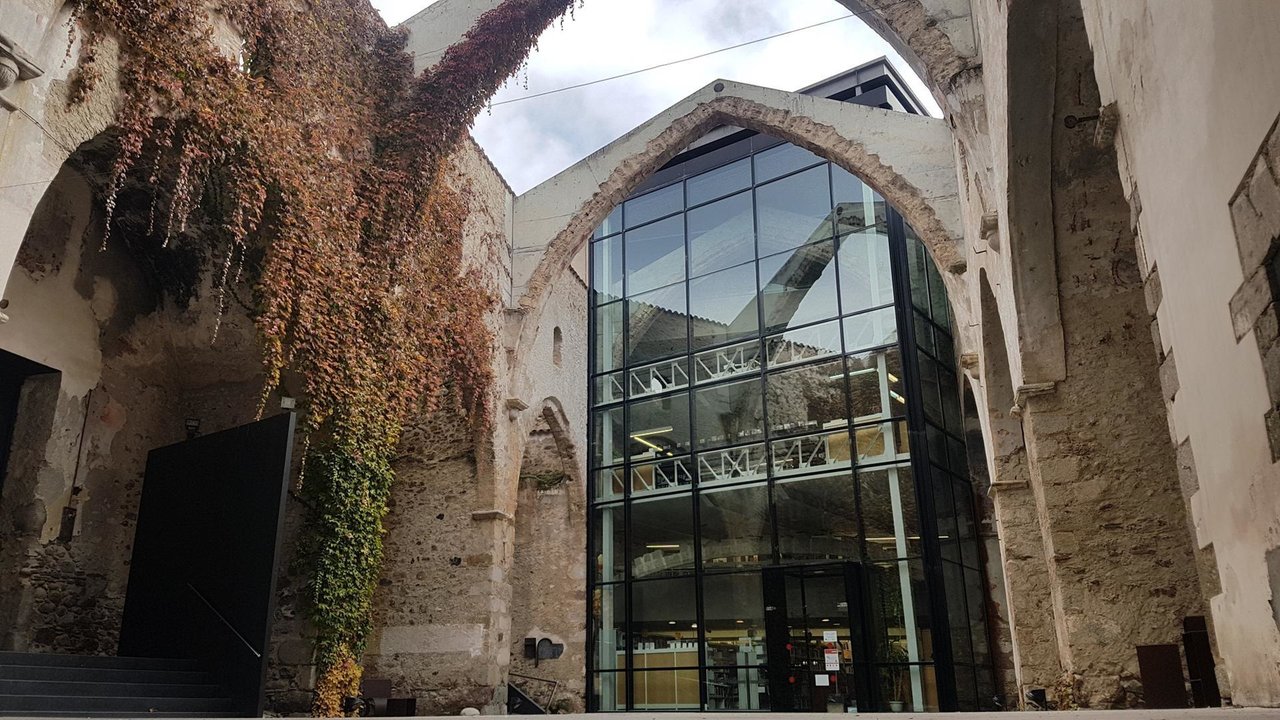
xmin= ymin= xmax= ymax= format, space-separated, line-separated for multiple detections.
xmin=0 ymin=653 xmax=199 ymax=672
xmin=0 ymin=664 xmax=213 ymax=685
xmin=0 ymin=694 xmax=236 ymax=713
xmin=0 ymin=679 xmax=224 ymax=698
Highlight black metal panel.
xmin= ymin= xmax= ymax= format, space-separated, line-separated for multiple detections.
xmin=888 ymin=209 xmax=958 ymax=712
xmin=507 ymin=684 xmax=548 ymax=715
xmin=119 ymin=413 xmax=296 ymax=718
xmin=849 ymin=562 xmax=881 ymax=711
xmin=1183 ymin=616 xmax=1222 ymax=708
xmin=0 ymin=350 xmax=58 ymax=499
xmin=1136 ymin=644 xmax=1189 ymax=709
xmin=762 ymin=567 xmax=793 ymax=710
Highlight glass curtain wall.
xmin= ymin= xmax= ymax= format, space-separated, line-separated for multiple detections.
xmin=588 ymin=138 xmax=993 ymax=712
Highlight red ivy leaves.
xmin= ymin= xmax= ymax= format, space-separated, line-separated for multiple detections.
xmin=73 ymin=0 xmax=576 ymax=442
xmin=71 ymin=0 xmax=577 ymax=704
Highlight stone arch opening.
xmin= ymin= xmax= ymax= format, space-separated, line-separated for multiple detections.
xmin=508 ymin=398 xmax=586 ymax=712
xmin=564 ymin=90 xmax=1008 ymax=708
xmin=410 ymin=0 xmax=972 ymax=111
xmin=0 ymin=127 xmax=270 ymax=655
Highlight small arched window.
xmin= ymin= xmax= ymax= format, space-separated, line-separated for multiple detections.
xmin=553 ymin=327 xmax=563 ymax=367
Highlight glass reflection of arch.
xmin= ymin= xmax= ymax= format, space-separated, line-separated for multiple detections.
xmin=587 ymin=132 xmax=993 ymax=713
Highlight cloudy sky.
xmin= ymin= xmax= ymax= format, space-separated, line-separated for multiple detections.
xmin=371 ymin=0 xmax=937 ymax=194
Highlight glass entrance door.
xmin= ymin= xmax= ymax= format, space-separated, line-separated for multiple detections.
xmin=763 ymin=563 xmax=871 ymax=713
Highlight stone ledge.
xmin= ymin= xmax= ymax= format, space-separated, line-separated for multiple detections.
xmin=470 ymin=509 xmax=514 ymax=523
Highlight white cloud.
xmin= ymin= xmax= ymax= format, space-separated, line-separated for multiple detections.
xmin=373 ymin=0 xmax=939 ymax=193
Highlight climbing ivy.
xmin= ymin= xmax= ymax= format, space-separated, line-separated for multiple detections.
xmin=68 ymin=0 xmax=579 ymax=715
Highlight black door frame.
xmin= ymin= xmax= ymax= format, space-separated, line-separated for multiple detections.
xmin=0 ymin=350 xmax=58 ymax=499
xmin=763 ymin=561 xmax=876 ymax=712
xmin=119 ymin=412 xmax=296 ymax=717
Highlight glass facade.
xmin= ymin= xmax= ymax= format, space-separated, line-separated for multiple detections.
xmin=588 ymin=135 xmax=994 ymax=712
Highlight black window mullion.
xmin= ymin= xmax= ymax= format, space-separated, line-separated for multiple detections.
xmin=621 ymin=260 xmax=634 ymax=710
xmin=586 ymin=234 xmax=598 ymax=708
xmin=887 ymin=206 xmax=959 ymax=712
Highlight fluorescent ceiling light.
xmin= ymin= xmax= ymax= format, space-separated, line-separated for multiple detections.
xmin=633 ymin=436 xmax=664 ymax=452
xmin=631 ymin=427 xmax=674 ymax=437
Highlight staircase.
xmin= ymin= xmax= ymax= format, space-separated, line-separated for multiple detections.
xmin=0 ymin=652 xmax=237 ymax=717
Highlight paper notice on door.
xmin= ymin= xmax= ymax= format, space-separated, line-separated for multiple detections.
xmin=824 ymin=648 xmax=840 ymax=670
xmin=822 ymin=630 xmax=838 ymax=643
xmin=814 ymin=673 xmax=831 ymax=687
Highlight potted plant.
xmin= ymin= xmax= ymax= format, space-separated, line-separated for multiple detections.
xmin=881 ymin=640 xmax=911 ymax=711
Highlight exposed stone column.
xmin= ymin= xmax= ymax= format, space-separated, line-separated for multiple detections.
xmin=1013 ymin=131 xmax=1203 ymax=710
xmin=992 ymin=1 xmax=1208 ymax=706
xmin=987 ymin=449 xmax=1064 ymax=701
xmin=1018 ymin=368 xmax=1202 ymax=706
xmin=975 ymin=289 xmax=1065 ymax=703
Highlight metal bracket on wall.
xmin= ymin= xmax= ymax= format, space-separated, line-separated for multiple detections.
xmin=1062 ymin=103 xmax=1120 ymax=150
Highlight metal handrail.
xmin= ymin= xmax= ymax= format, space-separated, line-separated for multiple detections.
xmin=186 ymin=583 xmax=262 ymax=659
xmin=508 ymin=672 xmax=560 ymax=710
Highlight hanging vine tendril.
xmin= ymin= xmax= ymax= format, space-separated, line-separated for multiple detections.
xmin=67 ymin=0 xmax=579 ymax=714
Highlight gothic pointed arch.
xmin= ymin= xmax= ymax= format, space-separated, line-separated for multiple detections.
xmin=509 ymin=79 xmax=965 ymax=369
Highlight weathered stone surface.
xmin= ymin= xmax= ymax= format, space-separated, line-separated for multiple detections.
xmin=9 ymin=0 xmax=1280 ymax=710
xmin=1159 ymin=352 xmax=1180 ymax=403
xmin=1143 ymin=265 xmax=1162 ymax=316
xmin=1230 ymin=267 xmax=1274 ymax=341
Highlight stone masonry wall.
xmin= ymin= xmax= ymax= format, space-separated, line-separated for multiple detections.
xmin=975 ymin=277 xmax=1063 ymax=705
xmin=1013 ymin=0 xmax=1206 ymax=706
xmin=508 ymin=426 xmax=586 ymax=713
xmin=358 ymin=139 xmax=519 ymax=716
xmin=1080 ymin=0 xmax=1280 ymax=705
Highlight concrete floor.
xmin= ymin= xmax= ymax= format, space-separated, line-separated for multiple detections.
xmin=385 ymin=711 xmax=1280 ymax=720
xmin=11 ymin=710 xmax=1275 ymax=719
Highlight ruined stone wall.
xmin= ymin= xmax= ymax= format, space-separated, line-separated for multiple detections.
xmin=1081 ymin=0 xmax=1280 ymax=706
xmin=359 ymin=138 xmax=522 ymax=716
xmin=508 ymin=426 xmax=586 ymax=713
xmin=499 ymin=270 xmax=589 ymax=713
xmin=1008 ymin=1 xmax=1206 ymax=706
xmin=363 ymin=407 xmax=498 ymax=712
xmin=0 ymin=163 xmax=273 ymax=655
